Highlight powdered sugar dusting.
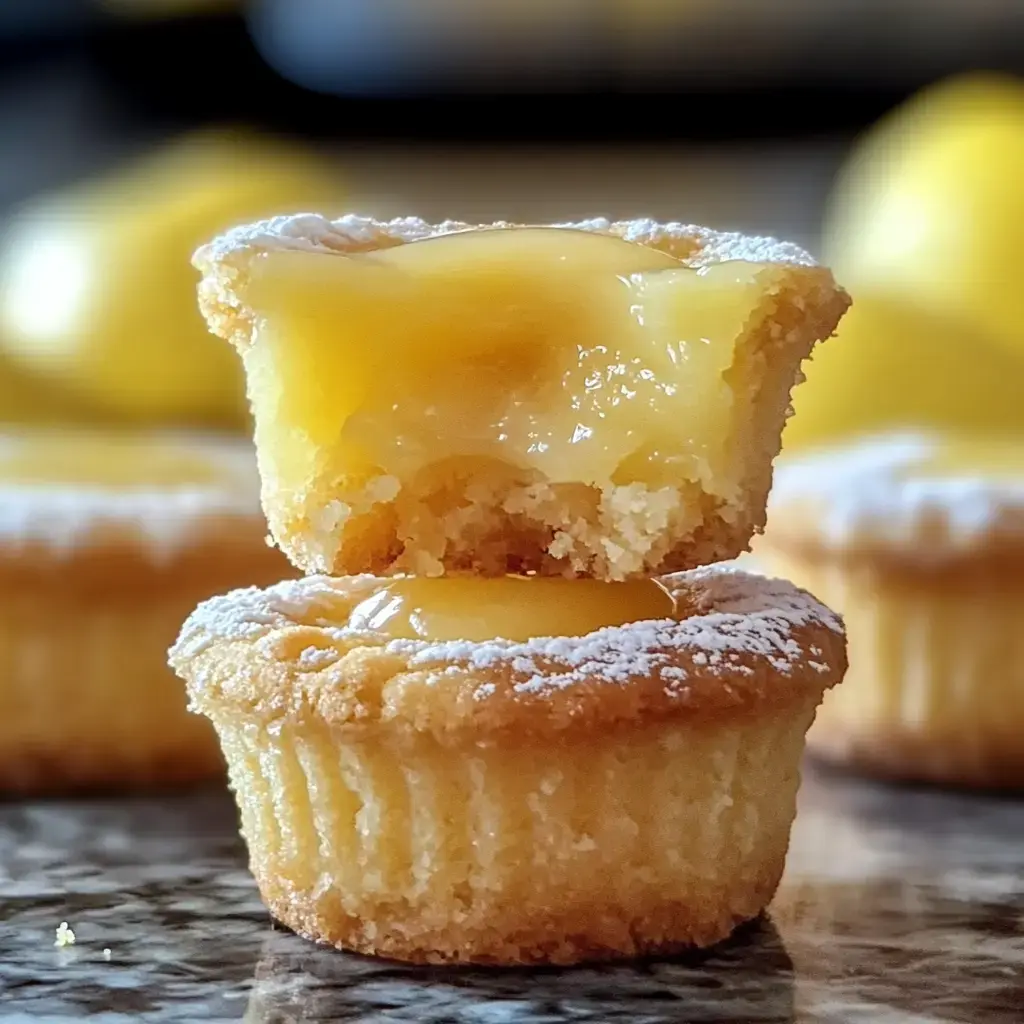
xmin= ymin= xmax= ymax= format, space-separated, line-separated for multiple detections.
xmin=770 ymin=432 xmax=1024 ymax=555
xmin=194 ymin=213 xmax=817 ymax=298
xmin=298 ymin=646 xmax=340 ymax=671
xmin=170 ymin=574 xmax=378 ymax=662
xmin=0 ymin=488 xmax=258 ymax=562
xmin=171 ymin=566 xmax=842 ymax=700
xmin=0 ymin=433 xmax=263 ymax=562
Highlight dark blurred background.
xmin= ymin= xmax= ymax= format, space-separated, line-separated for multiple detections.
xmin=5 ymin=0 xmax=1024 ymax=228
xmin=2 ymin=0 xmax=1024 ymax=438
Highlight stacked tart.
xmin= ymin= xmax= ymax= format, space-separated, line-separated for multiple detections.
xmin=170 ymin=215 xmax=850 ymax=964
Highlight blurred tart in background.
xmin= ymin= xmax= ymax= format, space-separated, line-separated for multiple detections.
xmin=757 ymin=432 xmax=1024 ymax=790
xmin=0 ymin=429 xmax=292 ymax=794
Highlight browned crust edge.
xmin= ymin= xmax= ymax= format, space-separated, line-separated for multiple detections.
xmin=0 ymin=745 xmax=226 ymax=797
xmin=257 ymin=864 xmax=785 ymax=966
xmin=171 ymin=568 xmax=848 ymax=740
xmin=808 ymin=728 xmax=1024 ymax=792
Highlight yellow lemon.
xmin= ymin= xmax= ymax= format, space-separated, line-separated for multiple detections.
xmin=783 ymin=292 xmax=1024 ymax=450
xmin=0 ymin=353 xmax=101 ymax=426
xmin=824 ymin=72 xmax=1024 ymax=358
xmin=0 ymin=130 xmax=342 ymax=427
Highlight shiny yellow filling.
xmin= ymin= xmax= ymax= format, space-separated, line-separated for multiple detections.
xmin=0 ymin=433 xmax=227 ymax=487
xmin=244 ymin=227 xmax=777 ymax=499
xmin=346 ymin=576 xmax=676 ymax=642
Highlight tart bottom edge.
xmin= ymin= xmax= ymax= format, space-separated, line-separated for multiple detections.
xmin=213 ymin=702 xmax=817 ymax=965
xmin=259 ymin=868 xmax=785 ymax=966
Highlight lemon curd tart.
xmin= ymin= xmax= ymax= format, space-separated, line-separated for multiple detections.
xmin=169 ymin=565 xmax=847 ymax=965
xmin=0 ymin=429 xmax=291 ymax=793
xmin=193 ymin=215 xmax=849 ymax=581
xmin=757 ymin=432 xmax=1024 ymax=789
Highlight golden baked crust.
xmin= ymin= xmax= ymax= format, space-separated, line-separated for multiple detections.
xmin=193 ymin=214 xmax=850 ymax=582
xmin=171 ymin=565 xmax=847 ymax=740
xmin=245 ymin=710 xmax=804 ymax=963
xmin=0 ymin=430 xmax=293 ymax=793
xmin=171 ymin=567 xmax=844 ymax=963
xmin=265 ymin=886 xmax=788 ymax=967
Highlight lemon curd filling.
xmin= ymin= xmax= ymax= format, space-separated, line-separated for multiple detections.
xmin=248 ymin=228 xmax=774 ymax=489
xmin=245 ymin=227 xmax=782 ymax=504
xmin=197 ymin=217 xmax=850 ymax=579
xmin=346 ymin=575 xmax=677 ymax=642
xmin=0 ymin=433 xmax=231 ymax=488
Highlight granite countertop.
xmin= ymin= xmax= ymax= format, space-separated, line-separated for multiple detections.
xmin=0 ymin=766 xmax=1020 ymax=1023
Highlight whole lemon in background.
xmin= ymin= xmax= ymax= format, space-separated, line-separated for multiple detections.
xmin=0 ymin=130 xmax=342 ymax=428
xmin=0 ymin=353 xmax=102 ymax=426
xmin=783 ymin=292 xmax=1024 ymax=451
xmin=824 ymin=72 xmax=1024 ymax=359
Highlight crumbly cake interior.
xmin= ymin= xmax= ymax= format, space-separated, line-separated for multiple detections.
xmin=194 ymin=215 xmax=850 ymax=580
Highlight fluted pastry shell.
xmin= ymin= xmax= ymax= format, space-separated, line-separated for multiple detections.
xmin=170 ymin=565 xmax=847 ymax=964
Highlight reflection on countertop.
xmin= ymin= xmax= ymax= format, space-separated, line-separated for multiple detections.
xmin=0 ymin=765 xmax=1020 ymax=1022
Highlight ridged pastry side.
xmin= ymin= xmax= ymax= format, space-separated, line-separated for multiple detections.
xmin=170 ymin=566 xmax=847 ymax=963
xmin=215 ymin=706 xmax=815 ymax=964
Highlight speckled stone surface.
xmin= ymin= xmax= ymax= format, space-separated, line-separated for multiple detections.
xmin=0 ymin=766 xmax=1021 ymax=1022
